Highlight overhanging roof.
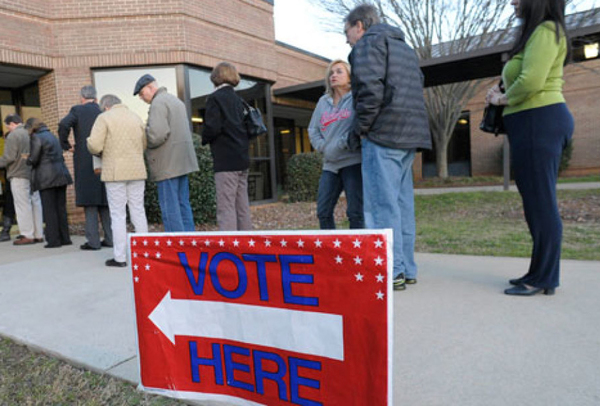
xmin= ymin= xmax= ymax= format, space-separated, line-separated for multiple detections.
xmin=0 ymin=65 xmax=49 ymax=89
xmin=275 ymin=8 xmax=600 ymax=100
xmin=273 ymin=80 xmax=325 ymax=102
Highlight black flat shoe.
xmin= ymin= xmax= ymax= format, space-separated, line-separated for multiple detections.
xmin=106 ymin=258 xmax=127 ymax=267
xmin=101 ymin=240 xmax=113 ymax=248
xmin=509 ymin=276 xmax=528 ymax=286
xmin=80 ymin=242 xmax=100 ymax=251
xmin=504 ymin=284 xmax=555 ymax=296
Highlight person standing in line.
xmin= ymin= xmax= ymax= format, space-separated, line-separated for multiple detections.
xmin=0 ymin=168 xmax=17 ymax=242
xmin=308 ymin=59 xmax=363 ymax=230
xmin=58 ymin=85 xmax=113 ymax=251
xmin=26 ymin=118 xmax=73 ymax=248
xmin=202 ymin=62 xmax=253 ymax=231
xmin=0 ymin=115 xmax=44 ymax=245
xmin=344 ymin=4 xmax=432 ymax=290
xmin=87 ymin=95 xmax=148 ymax=267
xmin=487 ymin=0 xmax=574 ymax=296
xmin=134 ymin=74 xmax=199 ymax=232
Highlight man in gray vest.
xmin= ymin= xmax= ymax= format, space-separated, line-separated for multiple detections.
xmin=344 ymin=4 xmax=432 ymax=290
xmin=134 ymin=74 xmax=199 ymax=232
xmin=59 ymin=85 xmax=113 ymax=251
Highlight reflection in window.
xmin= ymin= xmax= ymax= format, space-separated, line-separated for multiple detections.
xmin=93 ymin=67 xmax=178 ymax=122
xmin=248 ymin=160 xmax=272 ymax=201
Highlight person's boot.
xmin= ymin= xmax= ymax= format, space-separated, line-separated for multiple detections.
xmin=0 ymin=217 xmax=13 ymax=242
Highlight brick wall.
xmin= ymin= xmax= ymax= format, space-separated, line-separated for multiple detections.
xmin=467 ymin=58 xmax=600 ymax=177
xmin=274 ymin=44 xmax=329 ymax=89
xmin=562 ymin=59 xmax=600 ymax=175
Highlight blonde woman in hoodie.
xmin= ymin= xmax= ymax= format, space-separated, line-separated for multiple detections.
xmin=308 ymin=59 xmax=363 ymax=229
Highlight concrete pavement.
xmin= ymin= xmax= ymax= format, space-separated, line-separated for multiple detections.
xmin=1 ymin=235 xmax=599 ymax=405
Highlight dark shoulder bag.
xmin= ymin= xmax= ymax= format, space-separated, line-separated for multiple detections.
xmin=240 ymin=98 xmax=267 ymax=139
xmin=480 ymin=81 xmax=506 ymax=136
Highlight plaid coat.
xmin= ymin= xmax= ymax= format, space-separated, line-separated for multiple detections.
xmin=348 ymin=23 xmax=432 ymax=151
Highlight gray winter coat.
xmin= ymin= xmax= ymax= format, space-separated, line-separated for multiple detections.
xmin=145 ymin=88 xmax=199 ymax=182
xmin=348 ymin=23 xmax=432 ymax=151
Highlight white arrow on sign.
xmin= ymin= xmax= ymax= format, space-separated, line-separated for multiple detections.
xmin=148 ymin=291 xmax=345 ymax=361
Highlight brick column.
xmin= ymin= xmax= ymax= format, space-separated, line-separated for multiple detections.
xmin=38 ymin=66 xmax=94 ymax=224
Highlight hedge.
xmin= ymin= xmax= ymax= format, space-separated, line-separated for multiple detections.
xmin=286 ymin=152 xmax=323 ymax=202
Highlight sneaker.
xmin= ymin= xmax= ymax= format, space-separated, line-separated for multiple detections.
xmin=106 ymin=258 xmax=127 ymax=267
xmin=393 ymin=274 xmax=406 ymax=291
xmin=406 ymin=278 xmax=417 ymax=285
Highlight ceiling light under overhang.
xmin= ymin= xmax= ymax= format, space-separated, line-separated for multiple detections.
xmin=584 ymin=43 xmax=599 ymax=60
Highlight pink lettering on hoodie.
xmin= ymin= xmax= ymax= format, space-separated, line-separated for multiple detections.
xmin=320 ymin=108 xmax=351 ymax=132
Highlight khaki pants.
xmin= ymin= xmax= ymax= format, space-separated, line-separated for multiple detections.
xmin=10 ymin=177 xmax=43 ymax=239
xmin=105 ymin=180 xmax=148 ymax=262
xmin=214 ymin=170 xmax=252 ymax=231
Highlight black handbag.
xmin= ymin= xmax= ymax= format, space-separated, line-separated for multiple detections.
xmin=480 ymin=81 xmax=506 ymax=136
xmin=241 ymin=99 xmax=267 ymax=139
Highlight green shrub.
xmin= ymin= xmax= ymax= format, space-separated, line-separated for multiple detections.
xmin=286 ymin=152 xmax=323 ymax=202
xmin=559 ymin=139 xmax=573 ymax=174
xmin=144 ymin=133 xmax=217 ymax=226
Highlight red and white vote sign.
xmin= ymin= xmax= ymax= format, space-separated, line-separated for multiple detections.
xmin=130 ymin=230 xmax=393 ymax=405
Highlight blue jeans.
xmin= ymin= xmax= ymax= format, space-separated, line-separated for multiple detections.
xmin=157 ymin=175 xmax=195 ymax=232
xmin=362 ymin=138 xmax=417 ymax=279
xmin=316 ymin=164 xmax=364 ymax=229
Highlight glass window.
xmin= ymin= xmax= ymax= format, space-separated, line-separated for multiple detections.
xmin=0 ymin=90 xmax=12 ymax=105
xmin=93 ymin=67 xmax=178 ymax=122
xmin=22 ymin=83 xmax=40 ymax=106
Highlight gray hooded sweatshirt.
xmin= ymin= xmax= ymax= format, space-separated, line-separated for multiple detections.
xmin=308 ymin=91 xmax=361 ymax=174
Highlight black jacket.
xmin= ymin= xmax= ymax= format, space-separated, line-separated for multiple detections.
xmin=58 ymin=102 xmax=108 ymax=206
xmin=348 ymin=23 xmax=432 ymax=151
xmin=27 ymin=127 xmax=73 ymax=192
xmin=201 ymin=86 xmax=250 ymax=172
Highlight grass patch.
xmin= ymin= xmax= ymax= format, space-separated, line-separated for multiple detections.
xmin=414 ymin=174 xmax=600 ymax=188
xmin=0 ymin=337 xmax=186 ymax=406
xmin=415 ymin=189 xmax=600 ymax=260
xmin=558 ymin=174 xmax=600 ymax=183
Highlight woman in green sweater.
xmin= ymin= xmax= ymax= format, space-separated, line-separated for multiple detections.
xmin=486 ymin=0 xmax=574 ymax=296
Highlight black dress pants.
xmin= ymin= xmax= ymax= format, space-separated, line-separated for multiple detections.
xmin=504 ymin=103 xmax=574 ymax=289
xmin=40 ymin=186 xmax=71 ymax=247
xmin=2 ymin=169 xmax=15 ymax=219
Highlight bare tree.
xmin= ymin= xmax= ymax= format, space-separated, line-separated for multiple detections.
xmin=311 ymin=0 xmax=598 ymax=178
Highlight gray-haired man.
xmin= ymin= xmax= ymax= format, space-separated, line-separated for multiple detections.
xmin=58 ymin=85 xmax=112 ymax=250
xmin=59 ymin=85 xmax=113 ymax=251
xmin=88 ymin=94 xmax=148 ymax=267
xmin=344 ymin=4 xmax=432 ymax=290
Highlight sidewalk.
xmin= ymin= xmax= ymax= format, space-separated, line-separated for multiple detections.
xmin=1 ymin=235 xmax=599 ymax=405
xmin=414 ymin=181 xmax=600 ymax=195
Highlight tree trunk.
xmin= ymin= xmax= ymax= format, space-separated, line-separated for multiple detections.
xmin=435 ymin=142 xmax=449 ymax=179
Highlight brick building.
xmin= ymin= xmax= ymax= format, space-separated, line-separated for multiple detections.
xmin=1 ymin=1 xmax=599 ymax=225
xmin=0 ymin=0 xmax=329 ymax=221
